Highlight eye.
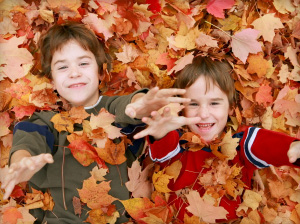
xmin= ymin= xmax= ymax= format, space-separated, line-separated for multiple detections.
xmin=189 ymin=102 xmax=199 ymax=106
xmin=79 ymin=62 xmax=89 ymax=66
xmin=58 ymin=66 xmax=67 ymax=70
xmin=211 ymin=102 xmax=220 ymax=106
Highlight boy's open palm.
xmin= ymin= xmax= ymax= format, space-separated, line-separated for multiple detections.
xmin=287 ymin=141 xmax=300 ymax=163
xmin=133 ymin=107 xmax=201 ymax=140
xmin=125 ymin=87 xmax=191 ymax=119
xmin=2 ymin=153 xmax=53 ymax=200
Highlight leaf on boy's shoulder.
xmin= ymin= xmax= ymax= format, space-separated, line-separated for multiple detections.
xmin=90 ymin=108 xmax=123 ymax=140
xmin=69 ymin=106 xmax=90 ymax=124
xmin=180 ymin=132 xmax=206 ymax=152
xmin=51 ymin=112 xmax=74 ymax=133
xmin=95 ymin=138 xmax=127 ymax=165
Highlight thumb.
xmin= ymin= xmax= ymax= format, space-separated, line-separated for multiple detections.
xmin=287 ymin=142 xmax=300 ymax=163
xmin=125 ymin=106 xmax=136 ymax=118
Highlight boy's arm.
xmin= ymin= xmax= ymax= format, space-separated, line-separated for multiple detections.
xmin=2 ymin=150 xmax=53 ymax=200
xmin=240 ymin=127 xmax=300 ymax=169
xmin=126 ymin=87 xmax=191 ymax=119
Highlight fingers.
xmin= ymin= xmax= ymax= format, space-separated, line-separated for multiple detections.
xmin=155 ymin=88 xmax=186 ymax=98
xmin=3 ymin=180 xmax=17 ymax=200
xmin=287 ymin=141 xmax=300 ymax=163
xmin=167 ymin=96 xmax=191 ymax=103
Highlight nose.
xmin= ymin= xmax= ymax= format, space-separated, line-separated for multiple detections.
xmin=69 ymin=65 xmax=81 ymax=78
xmin=197 ymin=106 xmax=209 ymax=119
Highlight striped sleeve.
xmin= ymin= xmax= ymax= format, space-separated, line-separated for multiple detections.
xmin=147 ymin=130 xmax=181 ymax=163
xmin=241 ymin=127 xmax=299 ymax=169
xmin=243 ymin=127 xmax=271 ymax=168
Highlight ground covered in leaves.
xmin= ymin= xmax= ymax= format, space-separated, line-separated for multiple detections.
xmin=0 ymin=0 xmax=300 ymax=223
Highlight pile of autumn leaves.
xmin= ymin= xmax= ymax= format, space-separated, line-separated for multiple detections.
xmin=1 ymin=0 xmax=300 ymax=223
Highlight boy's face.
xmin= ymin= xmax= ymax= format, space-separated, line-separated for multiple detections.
xmin=51 ymin=40 xmax=100 ymax=107
xmin=184 ymin=76 xmax=231 ymax=143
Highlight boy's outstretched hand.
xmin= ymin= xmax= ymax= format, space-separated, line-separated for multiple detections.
xmin=126 ymin=87 xmax=191 ymax=119
xmin=133 ymin=107 xmax=201 ymax=140
xmin=1 ymin=153 xmax=53 ymax=200
xmin=287 ymin=141 xmax=300 ymax=163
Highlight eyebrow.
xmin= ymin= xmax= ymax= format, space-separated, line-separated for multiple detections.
xmin=190 ymin=98 xmax=224 ymax=101
xmin=53 ymin=55 xmax=92 ymax=66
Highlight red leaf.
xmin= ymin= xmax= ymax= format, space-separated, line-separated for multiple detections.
xmin=12 ymin=105 xmax=36 ymax=119
xmin=206 ymin=0 xmax=235 ymax=19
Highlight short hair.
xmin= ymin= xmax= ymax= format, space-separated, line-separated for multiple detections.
xmin=174 ymin=56 xmax=235 ymax=106
xmin=38 ymin=22 xmax=111 ymax=79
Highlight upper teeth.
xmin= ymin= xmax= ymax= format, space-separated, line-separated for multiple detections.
xmin=198 ymin=124 xmax=212 ymax=127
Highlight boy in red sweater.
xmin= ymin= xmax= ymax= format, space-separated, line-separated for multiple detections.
xmin=133 ymin=56 xmax=300 ymax=222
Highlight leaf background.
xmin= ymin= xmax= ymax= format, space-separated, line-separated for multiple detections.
xmin=0 ymin=0 xmax=300 ymax=223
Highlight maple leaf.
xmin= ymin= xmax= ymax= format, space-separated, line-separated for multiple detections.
xmin=155 ymin=53 xmax=176 ymax=72
xmin=174 ymin=27 xmax=201 ymax=50
xmin=0 ymin=36 xmax=33 ymax=81
xmin=231 ymin=28 xmax=262 ymax=63
xmin=51 ymin=112 xmax=74 ymax=133
xmin=90 ymin=166 xmax=108 ymax=182
xmin=85 ymin=208 xmax=120 ymax=224
xmin=195 ymin=33 xmax=218 ymax=48
xmin=247 ymin=53 xmax=270 ymax=78
xmin=256 ymin=82 xmax=273 ymax=107
xmin=239 ymin=190 xmax=262 ymax=211
xmin=0 ymin=79 xmax=12 ymax=111
xmin=29 ymin=83 xmax=59 ymax=108
xmin=68 ymin=139 xmax=105 ymax=167
xmin=90 ymin=109 xmax=123 ymax=139
xmin=125 ymin=160 xmax=153 ymax=198
xmin=115 ymin=43 xmax=140 ymax=64
xmin=164 ymin=160 xmax=182 ymax=182
xmin=0 ymin=16 xmax=18 ymax=35
xmin=96 ymin=138 xmax=127 ymax=165
xmin=77 ymin=177 xmax=116 ymax=209
xmin=68 ymin=106 xmax=90 ymax=124
xmin=167 ymin=53 xmax=194 ymax=75
xmin=121 ymin=197 xmax=155 ymax=221
xmin=206 ymin=0 xmax=235 ymax=19
xmin=251 ymin=13 xmax=284 ymax=43
xmin=185 ymin=190 xmax=228 ymax=223
xmin=12 ymin=105 xmax=36 ymax=119
xmin=152 ymin=170 xmax=172 ymax=193
xmin=2 ymin=207 xmax=23 ymax=224
xmin=0 ymin=112 xmax=11 ymax=137
xmin=82 ymin=13 xmax=114 ymax=41
xmin=220 ymin=129 xmax=239 ymax=160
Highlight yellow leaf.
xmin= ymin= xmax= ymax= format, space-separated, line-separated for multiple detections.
xmin=220 ymin=129 xmax=239 ymax=160
xmin=152 ymin=170 xmax=172 ymax=193
xmin=165 ymin=160 xmax=182 ymax=182
xmin=242 ymin=190 xmax=262 ymax=210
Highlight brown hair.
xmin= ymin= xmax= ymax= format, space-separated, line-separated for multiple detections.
xmin=174 ymin=56 xmax=236 ymax=106
xmin=38 ymin=22 xmax=111 ymax=78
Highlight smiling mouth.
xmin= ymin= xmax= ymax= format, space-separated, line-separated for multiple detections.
xmin=196 ymin=123 xmax=214 ymax=129
xmin=68 ymin=83 xmax=86 ymax=88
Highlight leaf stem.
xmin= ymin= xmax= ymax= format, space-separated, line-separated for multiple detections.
xmin=62 ymin=147 xmax=67 ymax=210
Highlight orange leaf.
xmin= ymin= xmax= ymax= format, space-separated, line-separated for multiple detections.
xmin=68 ymin=106 xmax=90 ymax=123
xmin=50 ymin=112 xmax=74 ymax=133
xmin=247 ymin=53 xmax=269 ymax=78
xmin=2 ymin=207 xmax=23 ymax=224
xmin=180 ymin=132 xmax=206 ymax=152
xmin=68 ymin=139 xmax=105 ymax=167
xmin=152 ymin=170 xmax=172 ymax=193
xmin=256 ymin=82 xmax=273 ymax=107
xmin=77 ymin=177 xmax=116 ymax=209
xmin=121 ymin=197 xmax=155 ymax=221
xmin=96 ymin=138 xmax=127 ymax=165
